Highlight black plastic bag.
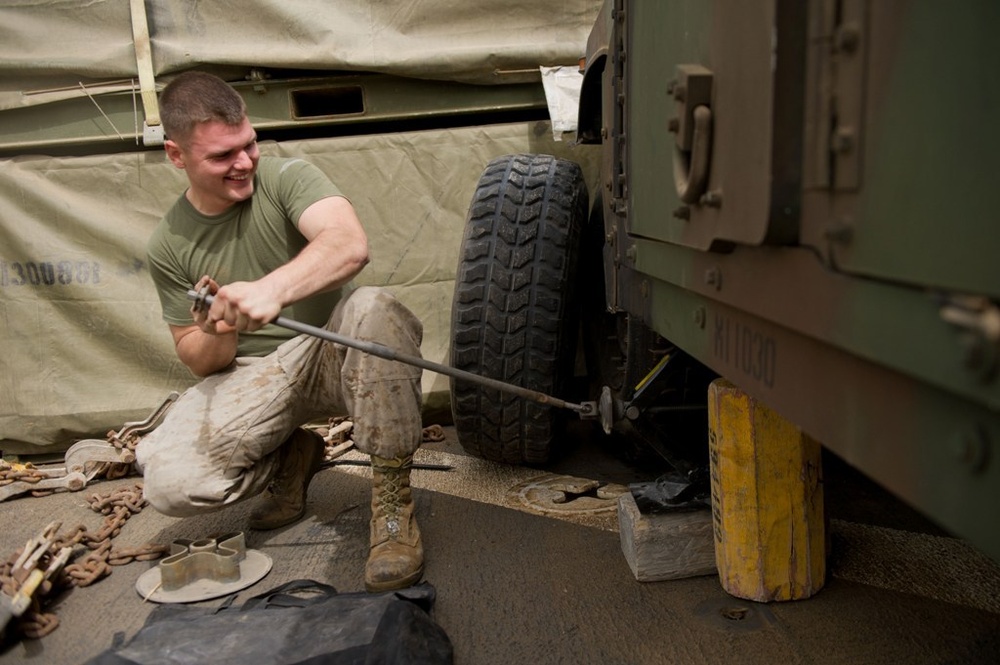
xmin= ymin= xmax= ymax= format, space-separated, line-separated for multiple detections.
xmin=629 ymin=469 xmax=711 ymax=514
xmin=85 ymin=580 xmax=453 ymax=665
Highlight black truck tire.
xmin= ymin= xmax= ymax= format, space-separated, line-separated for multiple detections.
xmin=450 ymin=153 xmax=588 ymax=464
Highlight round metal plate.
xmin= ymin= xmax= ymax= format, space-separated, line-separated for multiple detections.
xmin=135 ymin=549 xmax=273 ymax=604
xmin=510 ymin=473 xmax=628 ymax=515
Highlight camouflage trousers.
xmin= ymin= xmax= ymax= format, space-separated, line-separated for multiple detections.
xmin=136 ymin=286 xmax=424 ymax=517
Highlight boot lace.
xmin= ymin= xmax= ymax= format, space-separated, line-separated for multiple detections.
xmin=378 ymin=468 xmax=402 ymax=537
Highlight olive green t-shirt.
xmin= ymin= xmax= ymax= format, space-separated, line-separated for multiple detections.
xmin=146 ymin=156 xmax=345 ymax=357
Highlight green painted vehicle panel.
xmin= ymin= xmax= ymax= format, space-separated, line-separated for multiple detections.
xmin=839 ymin=3 xmax=1000 ymax=294
xmin=580 ymin=0 xmax=1000 ymax=561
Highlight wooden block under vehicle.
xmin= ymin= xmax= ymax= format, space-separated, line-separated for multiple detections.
xmin=617 ymin=491 xmax=717 ymax=582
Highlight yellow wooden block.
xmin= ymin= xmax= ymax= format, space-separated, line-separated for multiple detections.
xmin=708 ymin=379 xmax=825 ymax=602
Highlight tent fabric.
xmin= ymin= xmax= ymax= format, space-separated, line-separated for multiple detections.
xmin=0 ymin=121 xmax=599 ymax=454
xmin=0 ymin=0 xmax=602 ymax=111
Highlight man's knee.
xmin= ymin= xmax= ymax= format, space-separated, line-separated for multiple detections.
xmin=141 ymin=457 xmax=233 ymax=517
xmin=341 ymin=286 xmax=423 ymax=345
xmin=142 ymin=469 xmax=198 ymax=517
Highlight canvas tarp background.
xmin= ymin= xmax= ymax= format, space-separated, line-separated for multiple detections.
xmin=0 ymin=0 xmax=602 ymax=111
xmin=0 ymin=122 xmax=599 ymax=454
xmin=0 ymin=0 xmax=604 ymax=453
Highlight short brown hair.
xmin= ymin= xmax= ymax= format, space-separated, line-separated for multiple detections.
xmin=160 ymin=71 xmax=247 ymax=143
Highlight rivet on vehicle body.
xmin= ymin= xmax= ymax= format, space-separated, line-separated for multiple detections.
xmin=693 ymin=306 xmax=706 ymax=329
xmin=959 ymin=333 xmax=999 ymax=382
xmin=705 ymin=267 xmax=722 ymax=290
xmin=953 ymin=426 xmax=991 ymax=474
xmin=835 ymin=24 xmax=860 ymax=54
xmin=831 ymin=127 xmax=855 ymax=153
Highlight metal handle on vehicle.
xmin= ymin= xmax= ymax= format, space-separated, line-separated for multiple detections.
xmin=674 ymin=104 xmax=712 ymax=204
xmin=670 ymin=64 xmax=714 ymax=205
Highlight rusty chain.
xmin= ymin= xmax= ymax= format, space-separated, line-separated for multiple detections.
xmin=422 ymin=424 xmax=446 ymax=443
xmin=17 ymin=612 xmax=59 ymax=641
xmin=0 ymin=482 xmax=168 ymax=639
xmin=3 ymin=418 xmax=449 ymax=639
xmin=0 ymin=460 xmax=60 ymax=498
xmin=84 ymin=426 xmax=144 ymax=482
xmin=315 ymin=418 xmax=447 ymax=448
xmin=0 ymin=463 xmax=45 ymax=484
xmin=0 ymin=429 xmax=139 ymax=502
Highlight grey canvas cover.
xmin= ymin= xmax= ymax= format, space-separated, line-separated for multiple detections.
xmin=0 ymin=0 xmax=601 ymax=111
xmin=0 ymin=123 xmax=598 ymax=453
xmin=0 ymin=0 xmax=603 ymax=452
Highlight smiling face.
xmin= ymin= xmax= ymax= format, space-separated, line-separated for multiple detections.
xmin=164 ymin=117 xmax=260 ymax=216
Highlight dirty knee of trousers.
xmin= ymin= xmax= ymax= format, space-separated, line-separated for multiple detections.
xmin=141 ymin=471 xmax=207 ymax=518
xmin=139 ymin=455 xmax=242 ymax=518
xmin=336 ymin=287 xmax=424 ymax=359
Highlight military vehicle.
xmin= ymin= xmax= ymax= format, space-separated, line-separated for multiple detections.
xmin=448 ymin=0 xmax=1000 ymax=563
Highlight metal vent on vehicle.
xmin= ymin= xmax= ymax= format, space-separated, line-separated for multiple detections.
xmin=291 ymin=85 xmax=365 ymax=118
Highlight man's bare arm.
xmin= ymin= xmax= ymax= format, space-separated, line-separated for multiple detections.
xmin=258 ymin=195 xmax=370 ymax=307
xmin=202 ymin=195 xmax=369 ymax=333
xmin=173 ymin=196 xmax=368 ymax=376
xmin=170 ymin=322 xmax=238 ymax=377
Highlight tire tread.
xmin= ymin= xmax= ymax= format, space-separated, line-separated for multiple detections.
xmin=450 ymin=153 xmax=587 ymax=464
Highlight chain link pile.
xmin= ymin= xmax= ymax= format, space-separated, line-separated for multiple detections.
xmin=0 ymin=482 xmax=168 ymax=639
xmin=95 ymin=425 xmax=144 ymax=480
xmin=0 ymin=460 xmax=58 ymax=498
xmin=314 ymin=418 xmax=447 ymax=456
xmin=2 ymin=418 xmax=448 ymax=641
xmin=0 ymin=418 xmax=142 ymax=501
xmin=422 ymin=424 xmax=446 ymax=443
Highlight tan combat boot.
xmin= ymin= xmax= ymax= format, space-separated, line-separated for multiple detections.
xmin=248 ymin=428 xmax=325 ymax=530
xmin=365 ymin=454 xmax=424 ymax=592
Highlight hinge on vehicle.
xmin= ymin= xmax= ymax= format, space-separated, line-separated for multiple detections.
xmin=807 ymin=0 xmax=867 ymax=191
xmin=610 ymin=0 xmax=628 ymax=217
xmin=938 ymin=294 xmax=1000 ymax=382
